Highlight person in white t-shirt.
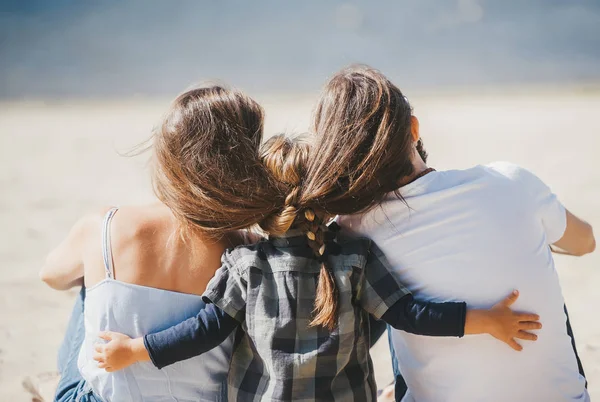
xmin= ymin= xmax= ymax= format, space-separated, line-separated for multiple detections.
xmin=301 ymin=65 xmax=595 ymax=402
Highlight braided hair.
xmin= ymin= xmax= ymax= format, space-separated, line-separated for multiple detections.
xmin=259 ymin=134 xmax=340 ymax=330
xmin=268 ymin=66 xmax=425 ymax=329
xmin=152 ymin=87 xmax=341 ymax=329
xmin=296 ymin=208 xmax=340 ymax=330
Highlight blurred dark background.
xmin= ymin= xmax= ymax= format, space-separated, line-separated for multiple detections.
xmin=1 ymin=0 xmax=600 ymax=99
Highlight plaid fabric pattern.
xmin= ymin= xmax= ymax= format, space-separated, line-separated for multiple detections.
xmin=202 ymin=229 xmax=410 ymax=402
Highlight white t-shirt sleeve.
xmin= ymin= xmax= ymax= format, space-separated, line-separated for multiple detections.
xmin=489 ymin=162 xmax=567 ymax=244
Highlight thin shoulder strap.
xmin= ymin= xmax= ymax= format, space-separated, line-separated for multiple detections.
xmin=101 ymin=207 xmax=119 ymax=279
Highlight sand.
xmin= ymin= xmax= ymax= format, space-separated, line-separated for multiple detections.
xmin=1 ymin=89 xmax=599 ymax=401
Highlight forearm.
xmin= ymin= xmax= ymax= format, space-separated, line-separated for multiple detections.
xmin=40 ymin=272 xmax=84 ymax=291
xmin=549 ymin=244 xmax=575 ymax=256
xmin=551 ymin=210 xmax=595 ymax=256
xmin=381 ymin=294 xmax=466 ymax=337
xmin=40 ymin=251 xmax=84 ymax=290
xmin=464 ymin=309 xmax=493 ymax=335
xmin=144 ymin=303 xmax=238 ymax=369
xmin=39 ymin=214 xmax=97 ymax=290
xmin=549 ymin=243 xmax=594 ymax=257
xmin=129 ymin=337 xmax=151 ymax=362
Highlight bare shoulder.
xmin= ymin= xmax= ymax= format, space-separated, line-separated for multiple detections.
xmin=107 ymin=204 xmax=228 ymax=294
xmin=58 ymin=206 xmax=114 ymax=253
xmin=109 ymin=204 xmax=175 ymax=249
xmin=79 ymin=204 xmax=175 ymax=285
xmin=40 ymin=206 xmax=114 ymax=290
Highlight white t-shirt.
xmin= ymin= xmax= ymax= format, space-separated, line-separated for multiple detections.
xmin=339 ymin=162 xmax=588 ymax=402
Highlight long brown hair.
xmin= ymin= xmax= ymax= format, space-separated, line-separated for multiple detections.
xmin=301 ymin=65 xmax=419 ymax=215
xmin=154 ymin=69 xmax=416 ymax=331
xmin=288 ymin=65 xmax=422 ymax=329
xmin=152 ymin=84 xmax=277 ymax=239
xmin=153 ymin=85 xmax=342 ymax=329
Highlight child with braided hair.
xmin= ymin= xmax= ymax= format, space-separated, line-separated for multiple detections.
xmin=94 ymin=134 xmax=541 ymax=401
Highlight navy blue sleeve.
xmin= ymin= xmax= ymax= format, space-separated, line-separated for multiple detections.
xmin=144 ymin=303 xmax=239 ymax=369
xmin=381 ymin=294 xmax=466 ymax=337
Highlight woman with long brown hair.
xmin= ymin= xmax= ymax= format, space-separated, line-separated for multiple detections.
xmin=40 ymin=84 xmax=270 ymax=402
xmin=94 ymin=131 xmax=540 ymax=401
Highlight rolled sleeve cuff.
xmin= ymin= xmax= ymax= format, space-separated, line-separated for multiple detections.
xmin=371 ymin=291 xmax=406 ymax=320
xmin=144 ymin=334 xmax=168 ymax=369
xmin=202 ymin=292 xmax=245 ymax=323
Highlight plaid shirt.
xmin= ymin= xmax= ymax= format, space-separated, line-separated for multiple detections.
xmin=202 ymin=229 xmax=411 ymax=402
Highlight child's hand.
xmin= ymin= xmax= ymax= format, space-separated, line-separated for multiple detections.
xmin=465 ymin=290 xmax=542 ymax=351
xmin=93 ymin=331 xmax=150 ymax=372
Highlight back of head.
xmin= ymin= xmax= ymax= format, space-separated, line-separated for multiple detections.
xmin=301 ymin=65 xmax=418 ymax=216
xmin=152 ymin=85 xmax=277 ymax=239
xmin=153 ymin=87 xmax=342 ymax=329
xmin=258 ymin=133 xmax=311 ymax=236
xmin=278 ymin=66 xmax=421 ymax=330
xmin=258 ymin=134 xmax=339 ymax=330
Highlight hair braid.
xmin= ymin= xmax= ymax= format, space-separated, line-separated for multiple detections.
xmin=259 ymin=134 xmax=340 ymax=330
xmin=299 ymin=208 xmax=339 ymax=330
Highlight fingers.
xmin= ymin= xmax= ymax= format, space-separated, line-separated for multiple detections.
xmin=508 ymin=338 xmax=523 ymax=352
xmin=98 ymin=362 xmax=113 ymax=371
xmin=98 ymin=331 xmax=113 ymax=341
xmin=93 ymin=344 xmax=105 ymax=363
xmin=516 ymin=313 xmax=540 ymax=322
xmin=97 ymin=357 xmax=114 ymax=372
xmin=515 ymin=330 xmax=538 ymax=341
xmin=518 ymin=321 xmax=542 ymax=330
xmin=499 ymin=290 xmax=519 ymax=307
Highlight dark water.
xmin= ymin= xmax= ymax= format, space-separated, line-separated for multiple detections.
xmin=1 ymin=0 xmax=600 ymax=98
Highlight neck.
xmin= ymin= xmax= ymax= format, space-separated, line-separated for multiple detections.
xmin=397 ymin=157 xmax=429 ymax=187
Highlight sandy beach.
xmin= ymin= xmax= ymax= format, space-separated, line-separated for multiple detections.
xmin=1 ymin=89 xmax=599 ymax=401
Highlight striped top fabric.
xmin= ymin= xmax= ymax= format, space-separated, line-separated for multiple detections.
xmin=202 ymin=229 xmax=411 ymax=401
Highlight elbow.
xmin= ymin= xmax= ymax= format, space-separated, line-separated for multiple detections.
xmin=39 ymin=255 xmax=66 ymax=290
xmin=39 ymin=267 xmax=61 ymax=290
xmin=580 ymin=224 xmax=596 ymax=255
xmin=39 ymin=269 xmax=58 ymax=289
xmin=569 ymin=243 xmax=594 ymax=257
xmin=39 ymin=269 xmax=49 ymax=284
xmin=39 ymin=261 xmax=53 ymax=286
xmin=573 ymin=225 xmax=596 ymax=256
xmin=582 ymin=234 xmax=596 ymax=255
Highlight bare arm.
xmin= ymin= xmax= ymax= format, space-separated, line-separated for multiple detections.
xmin=500 ymin=164 xmax=594 ymax=257
xmin=39 ymin=214 xmax=98 ymax=290
xmin=551 ymin=210 xmax=595 ymax=256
